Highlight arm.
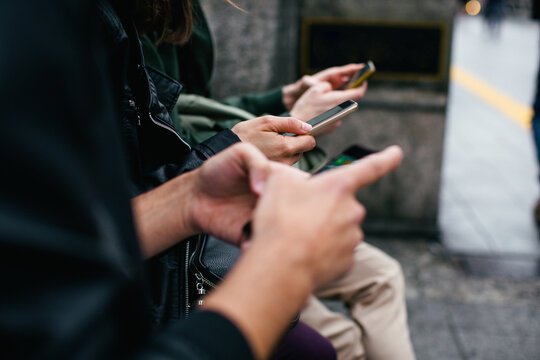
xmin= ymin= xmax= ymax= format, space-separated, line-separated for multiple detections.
xmin=225 ymin=65 xmax=368 ymax=138
xmin=222 ymin=87 xmax=288 ymax=116
xmin=223 ymin=64 xmax=367 ymax=117
xmin=133 ymin=143 xmax=271 ymax=257
xmin=134 ymin=142 xmax=403 ymax=358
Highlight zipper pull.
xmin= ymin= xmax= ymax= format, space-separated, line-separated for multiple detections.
xmin=195 ymin=273 xmax=206 ymax=307
xmin=128 ymin=99 xmax=142 ymax=126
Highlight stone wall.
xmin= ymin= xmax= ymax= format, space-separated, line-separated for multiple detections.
xmin=200 ymin=0 xmax=460 ymax=236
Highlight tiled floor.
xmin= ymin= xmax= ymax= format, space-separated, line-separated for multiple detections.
xmin=440 ymin=15 xmax=540 ymax=257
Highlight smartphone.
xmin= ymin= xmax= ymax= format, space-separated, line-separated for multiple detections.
xmin=314 ymin=144 xmax=376 ymax=174
xmin=286 ymin=100 xmax=358 ymax=137
xmin=339 ymin=61 xmax=376 ymax=90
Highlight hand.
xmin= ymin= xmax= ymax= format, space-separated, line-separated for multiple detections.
xmin=186 ymin=143 xmax=272 ymax=246
xmin=289 ymin=81 xmax=367 ymax=135
xmin=231 ymin=116 xmax=316 ymax=165
xmin=132 ymin=143 xmax=272 ymax=256
xmin=248 ymin=146 xmax=403 ymax=287
xmin=203 ymin=146 xmax=403 ymax=359
xmin=281 ymin=63 xmax=366 ymax=110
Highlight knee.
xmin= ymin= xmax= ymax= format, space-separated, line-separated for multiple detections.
xmin=382 ymin=255 xmax=405 ymax=295
xmin=351 ymin=250 xmax=406 ymax=304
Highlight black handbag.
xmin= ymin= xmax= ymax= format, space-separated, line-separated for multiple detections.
xmin=188 ymin=234 xmax=300 ymax=326
xmin=188 ymin=233 xmax=241 ymax=307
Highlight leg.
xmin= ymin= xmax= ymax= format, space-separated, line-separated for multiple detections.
xmin=271 ymin=321 xmax=337 ymax=360
xmin=305 ymin=242 xmax=416 ymax=360
xmin=301 ymin=295 xmax=366 ymax=360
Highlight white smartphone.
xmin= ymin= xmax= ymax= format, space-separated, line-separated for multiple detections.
xmin=286 ymin=100 xmax=358 ymax=137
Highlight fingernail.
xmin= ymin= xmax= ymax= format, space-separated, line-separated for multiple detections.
xmin=302 ymin=122 xmax=312 ymax=132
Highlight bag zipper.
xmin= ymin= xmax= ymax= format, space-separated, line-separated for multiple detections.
xmin=189 ymin=235 xmax=218 ymax=310
xmin=194 ymin=271 xmax=218 ymax=308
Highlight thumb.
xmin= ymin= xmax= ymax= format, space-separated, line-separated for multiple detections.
xmin=269 ymin=116 xmax=312 ymax=135
xmin=301 ymin=75 xmax=320 ymax=88
xmin=230 ymin=143 xmax=272 ymax=196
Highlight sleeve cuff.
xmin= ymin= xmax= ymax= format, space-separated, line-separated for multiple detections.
xmin=256 ymin=87 xmax=288 ymax=115
xmin=222 ymin=87 xmax=287 ymax=116
xmin=179 ymin=311 xmax=255 ymax=360
xmin=195 ymin=129 xmax=241 ymax=159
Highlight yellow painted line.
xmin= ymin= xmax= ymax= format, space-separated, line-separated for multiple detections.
xmin=450 ymin=65 xmax=533 ymax=130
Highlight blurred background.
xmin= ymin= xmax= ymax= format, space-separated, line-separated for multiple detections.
xmin=200 ymin=0 xmax=540 ymax=358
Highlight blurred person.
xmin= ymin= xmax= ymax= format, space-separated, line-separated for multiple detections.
xmin=532 ymin=0 xmax=540 ymax=222
xmin=0 ymin=0 xmax=404 ymax=360
xmin=99 ymin=0 xmax=334 ymax=358
xmin=140 ymin=1 xmax=416 ymax=359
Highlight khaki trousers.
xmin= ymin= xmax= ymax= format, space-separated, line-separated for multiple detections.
xmin=300 ymin=243 xmax=416 ymax=360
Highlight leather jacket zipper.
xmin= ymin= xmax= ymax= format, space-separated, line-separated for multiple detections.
xmin=148 ymin=112 xmax=191 ymax=149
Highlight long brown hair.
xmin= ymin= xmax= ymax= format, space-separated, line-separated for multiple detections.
xmin=135 ymin=0 xmax=245 ymax=45
xmin=135 ymin=0 xmax=193 ymax=45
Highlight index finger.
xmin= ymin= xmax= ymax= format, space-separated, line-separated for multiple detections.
xmin=337 ymin=63 xmax=365 ymax=76
xmin=315 ymin=146 xmax=403 ymax=192
xmin=327 ymin=63 xmax=365 ymax=77
xmin=315 ymin=63 xmax=364 ymax=80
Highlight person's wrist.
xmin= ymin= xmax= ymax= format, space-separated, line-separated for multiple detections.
xmin=249 ymin=230 xmax=318 ymax=292
xmin=177 ymin=170 xmax=203 ymax=237
xmin=204 ymin=235 xmax=316 ymax=359
xmin=230 ymin=123 xmax=244 ymax=141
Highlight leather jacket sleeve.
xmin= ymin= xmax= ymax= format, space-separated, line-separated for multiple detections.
xmin=142 ymin=128 xmax=240 ymax=191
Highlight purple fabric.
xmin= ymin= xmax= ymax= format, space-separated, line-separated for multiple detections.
xmin=271 ymin=321 xmax=337 ymax=360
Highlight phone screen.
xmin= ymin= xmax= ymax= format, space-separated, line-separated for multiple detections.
xmin=283 ymin=100 xmax=357 ymax=137
xmin=307 ymin=100 xmax=355 ymax=127
xmin=340 ymin=61 xmax=375 ymax=90
xmin=319 ymin=154 xmax=358 ymax=171
xmin=315 ymin=145 xmax=376 ymax=173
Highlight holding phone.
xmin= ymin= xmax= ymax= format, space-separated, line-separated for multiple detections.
xmin=339 ymin=61 xmax=376 ymax=90
xmin=285 ymin=100 xmax=358 ymax=137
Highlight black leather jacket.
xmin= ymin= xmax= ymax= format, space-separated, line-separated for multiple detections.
xmin=98 ymin=0 xmax=240 ymax=327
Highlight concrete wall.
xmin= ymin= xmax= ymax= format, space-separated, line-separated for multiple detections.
xmin=201 ymin=0 xmax=297 ymax=97
xmin=201 ymin=0 xmax=459 ymax=237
